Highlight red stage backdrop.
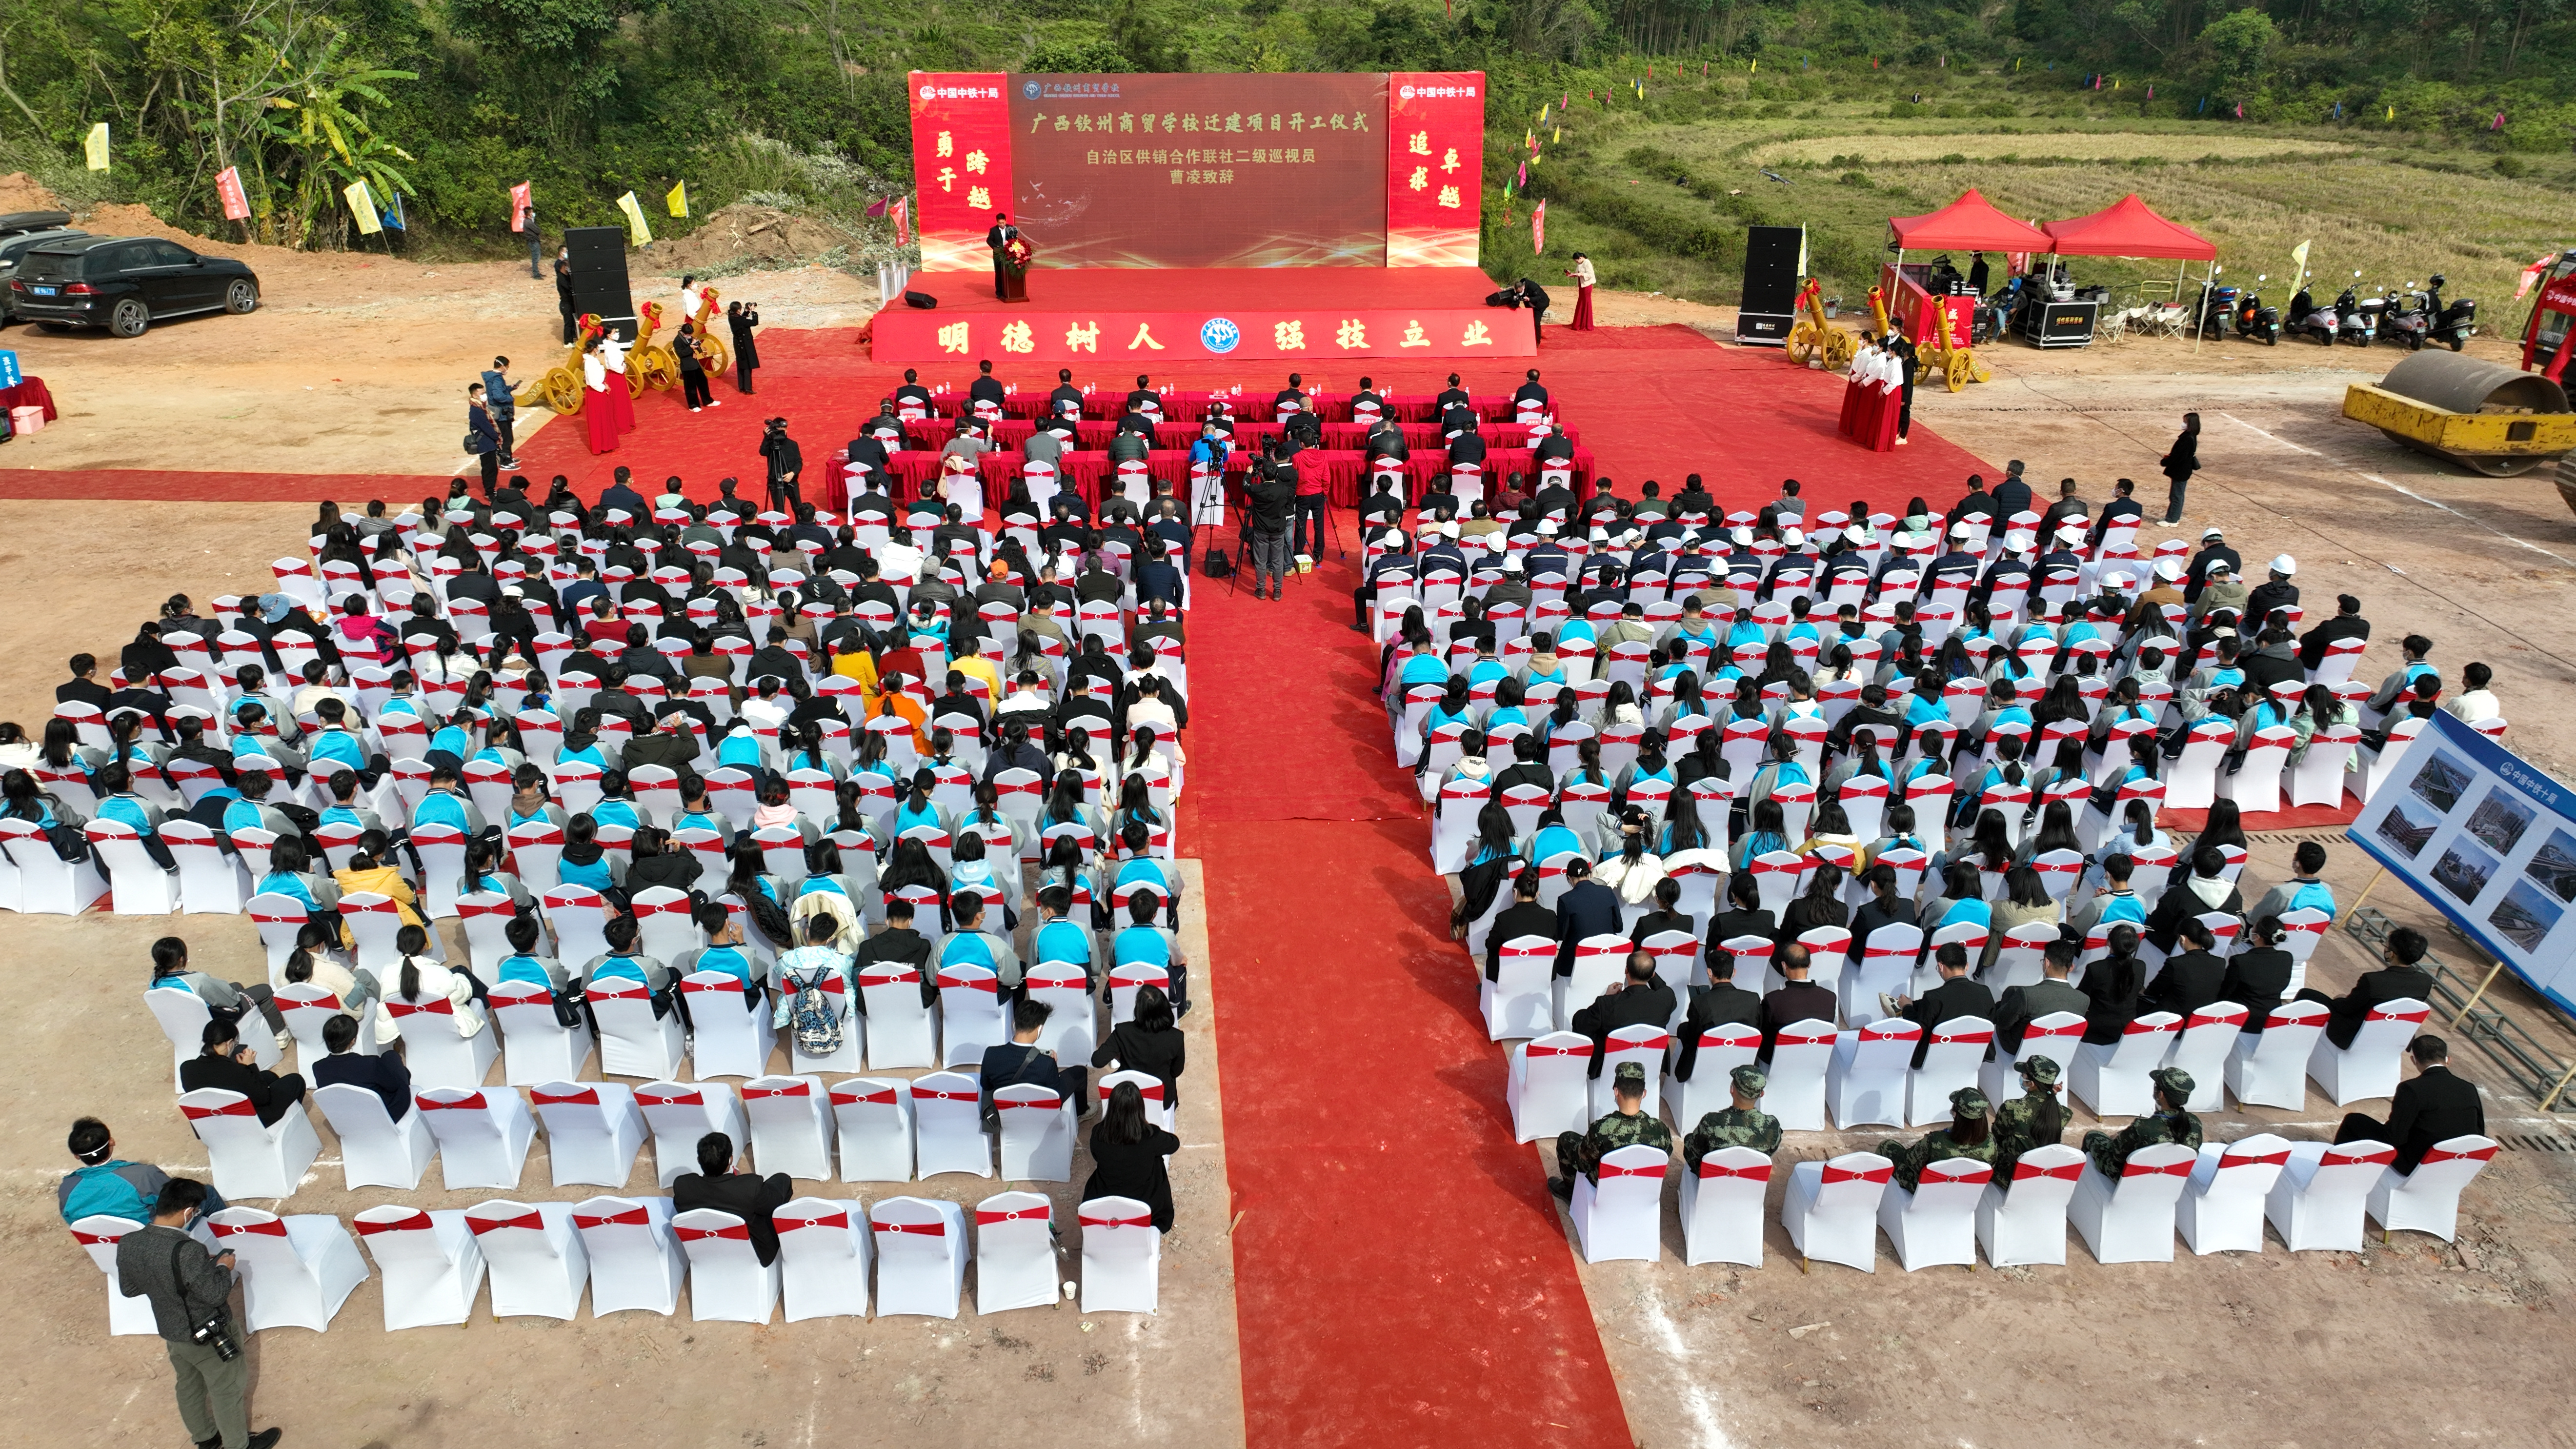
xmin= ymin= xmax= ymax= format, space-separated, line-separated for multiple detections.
xmin=909 ymin=71 xmax=1481 ymax=273
xmin=1386 ymin=73 xmax=1487 ymax=268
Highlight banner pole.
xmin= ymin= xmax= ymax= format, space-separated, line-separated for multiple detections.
xmin=2339 ymin=864 xmax=2387 ymax=924
xmin=2450 ymin=956 xmax=2509 ymax=1028
xmin=2540 ymin=1057 xmax=2576 ymax=1112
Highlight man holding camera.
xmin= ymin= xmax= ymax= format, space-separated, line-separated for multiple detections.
xmin=115 ymin=1177 xmax=282 ymax=1449
xmin=759 ymin=417 xmax=804 ymax=514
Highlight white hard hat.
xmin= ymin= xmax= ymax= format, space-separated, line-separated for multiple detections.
xmin=1783 ymin=527 xmax=1805 ymax=547
xmin=2271 ymin=554 xmax=2297 ymax=576
xmin=2154 ymin=557 xmax=2185 ymax=581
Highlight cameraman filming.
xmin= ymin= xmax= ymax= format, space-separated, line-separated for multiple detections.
xmin=115 ymin=1177 xmax=282 ymax=1449
xmin=759 ymin=416 xmax=804 ymax=514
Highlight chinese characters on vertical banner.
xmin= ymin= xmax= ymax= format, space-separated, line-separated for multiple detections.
xmin=908 ymin=73 xmax=1015 ymax=270
xmin=1385 ymin=72 xmax=1486 ymax=267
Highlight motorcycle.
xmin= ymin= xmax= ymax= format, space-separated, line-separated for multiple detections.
xmin=2380 ymin=283 xmax=2431 ymax=349
xmin=2427 ymin=274 xmax=2477 ymax=351
xmin=2198 ymin=283 xmax=2241 ymax=341
xmin=2234 ymin=278 xmax=2280 ymax=345
xmin=2338 ymin=279 xmax=2382 ymax=346
xmin=2298 ymin=286 xmax=2346 ymax=345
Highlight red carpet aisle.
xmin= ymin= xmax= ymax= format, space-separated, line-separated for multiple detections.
xmin=1186 ymin=566 xmax=1633 ymax=1449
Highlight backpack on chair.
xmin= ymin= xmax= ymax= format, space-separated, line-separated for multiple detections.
xmin=785 ymin=961 xmax=844 ymax=1059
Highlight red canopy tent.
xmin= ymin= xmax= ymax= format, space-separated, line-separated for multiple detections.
xmin=1882 ymin=191 xmax=2051 ymax=348
xmin=2041 ymin=193 xmax=2221 ymax=345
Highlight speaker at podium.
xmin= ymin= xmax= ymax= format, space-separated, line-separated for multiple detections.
xmin=564 ymin=225 xmax=638 ymax=341
xmin=1736 ymin=225 xmax=1803 ymax=347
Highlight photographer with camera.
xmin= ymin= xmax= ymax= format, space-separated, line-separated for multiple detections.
xmin=114 ymin=1177 xmax=282 ymax=1449
xmin=759 ymin=416 xmax=803 ymax=514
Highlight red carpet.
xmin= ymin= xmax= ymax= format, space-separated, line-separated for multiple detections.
xmin=892 ymin=265 xmax=1501 ymax=318
xmin=1188 ymin=570 xmax=1633 ymax=1449
xmin=2161 ymin=798 xmax=2361 ymax=835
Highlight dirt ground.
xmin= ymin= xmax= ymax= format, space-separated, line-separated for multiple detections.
xmin=4 ymin=217 xmax=2576 ymax=1448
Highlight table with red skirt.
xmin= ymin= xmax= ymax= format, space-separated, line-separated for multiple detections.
xmin=897 ymin=417 xmax=1578 ymax=454
xmin=0 ymin=377 xmax=59 ymax=423
xmin=830 ymin=442 xmax=1596 ymax=513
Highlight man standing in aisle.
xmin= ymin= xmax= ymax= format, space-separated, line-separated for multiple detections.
xmin=116 ymin=1178 xmax=283 ymax=1449
xmin=479 ymin=356 xmax=522 ymax=470
xmin=760 ymin=417 xmax=804 ymax=514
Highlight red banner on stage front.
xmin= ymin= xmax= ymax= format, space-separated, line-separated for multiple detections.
xmin=909 ymin=74 xmax=1015 ymax=272
xmin=868 ymin=301 xmax=1532 ymax=363
xmin=1386 ymin=73 xmax=1485 ymax=268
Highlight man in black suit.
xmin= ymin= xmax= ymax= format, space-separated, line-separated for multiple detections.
xmin=1993 ymin=938 xmax=2091 ymax=1051
xmin=1756 ymin=942 xmax=1837 ymax=1059
xmin=980 ymin=997 xmax=1088 ymax=1112
xmin=1046 ymin=368 xmax=1085 ymax=419
xmin=1990 ymin=460 xmax=2033 ymax=521
xmin=57 ymin=652 xmax=113 ymax=710
xmin=1125 ymin=375 xmax=1160 ymax=414
xmin=986 ymin=212 xmax=1024 ymax=301
xmin=1672 ymin=947 xmax=1764 ymax=1082
xmin=1485 ymin=868 xmax=1558 ymax=982
xmin=1568 ymin=951 xmax=1679 ymax=1078
xmin=1272 ymin=372 xmax=1311 ymax=418
xmin=2139 ymin=916 xmax=2228 ymax=1019
xmin=1362 ymin=416 xmax=1409 ymax=469
xmin=2084 ymin=478 xmax=2144 ymax=547
xmin=2334 ymin=1036 xmax=2485 ymax=1174
xmin=2297 ymin=593 xmax=2372 ymax=672
xmin=672 ymin=1131 xmax=793 ymax=1266
xmin=178 ymin=1021 xmax=307 ymax=1128
xmin=309 ymin=1014 xmax=410 ymax=1122
xmin=1512 ymin=368 xmax=1549 ymax=408
xmin=598 ymin=465 xmax=651 ymax=521
xmin=1433 ymin=374 xmax=1471 ymax=413
xmin=2299 ymin=926 xmax=2438 ymax=1049
xmin=1447 ymin=426 xmax=1488 ymax=479
xmin=1552 ymin=858 xmax=1623 ymax=978
xmin=1889 ymin=941 xmax=1995 ymax=1067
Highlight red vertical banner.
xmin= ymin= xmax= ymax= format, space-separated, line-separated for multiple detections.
xmin=1385 ymin=71 xmax=1486 ymax=268
xmin=1530 ymin=198 xmax=1546 ymax=256
xmin=216 ymin=166 xmax=250 ymax=221
xmin=508 ymin=181 xmax=532 ymax=232
xmin=908 ymin=73 xmax=1014 ymax=272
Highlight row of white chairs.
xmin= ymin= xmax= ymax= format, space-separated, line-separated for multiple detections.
xmin=1503 ymin=999 xmax=2434 ymax=1146
xmin=69 ymin=1190 xmax=1158 ymax=1332
xmin=175 ymin=1070 xmax=1174 ymax=1203
xmin=1565 ymin=1132 xmax=2498 ymax=1270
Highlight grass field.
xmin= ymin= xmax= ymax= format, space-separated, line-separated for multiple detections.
xmin=1489 ymin=79 xmax=2576 ymax=330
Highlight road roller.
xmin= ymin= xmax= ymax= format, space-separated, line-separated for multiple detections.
xmin=2342 ymin=351 xmax=2576 ymax=477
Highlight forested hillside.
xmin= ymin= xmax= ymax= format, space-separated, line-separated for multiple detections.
xmin=0 ymin=0 xmax=2569 ymax=267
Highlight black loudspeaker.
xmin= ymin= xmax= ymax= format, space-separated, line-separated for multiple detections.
xmin=1737 ymin=224 xmax=1803 ymax=346
xmin=904 ymin=291 xmax=938 ymax=310
xmin=564 ymin=225 xmax=636 ymax=340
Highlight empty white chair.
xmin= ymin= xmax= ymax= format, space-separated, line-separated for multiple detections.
xmin=585 ymin=974 xmax=688 ymax=1078
xmin=774 ymin=1197 xmax=871 ymax=1321
xmin=207 ymin=1207 xmax=368 ymax=1332
xmin=415 ymin=1085 xmax=538 ymax=1190
xmin=1877 ymin=1155 xmax=1993 ymax=1271
xmin=2177 ymin=1132 xmax=2291 ymax=1255
xmin=740 ymin=1074 xmax=835 ymax=1180
xmin=86 ymin=819 xmax=181 ymax=914
xmin=2069 ymin=1141 xmax=2197 ymax=1264
xmin=488 ymin=979 xmax=595 ymax=1086
xmin=464 ymin=1199 xmax=589 ymax=1320
xmin=1481 ymin=935 xmax=1557 ymax=1041
xmin=352 ymin=1207 xmax=486 ymax=1330
xmin=2162 ymin=1003 xmax=2248 ymax=1112
xmin=910 ymin=1071 xmax=991 ymax=1177
xmin=528 ymin=1081 xmax=648 ymax=1187
xmin=1677 ymin=1145 xmax=1771 ymax=1267
xmin=1765 ymin=1019 xmax=1838 ymax=1131
xmin=570 ymin=1194 xmax=683 ymax=1316
xmin=1078 ymin=1195 xmax=1161 ymax=1313
xmin=831 ymin=1077 xmax=915 ymax=1182
xmin=993 ymin=1083 xmax=1078 ymax=1181
xmin=1569 ymin=1142 xmax=1669 ymax=1263
xmin=2366 ymin=1135 xmax=2498 ymax=1242
xmin=2309 ymin=998 xmax=2430 ymax=1106
xmin=1975 ymin=1143 xmax=2085 ymax=1268
xmin=871 ymin=1196 xmax=969 ymax=1318
xmin=313 ymin=1081 xmax=438 ymax=1190
xmin=1783 ymin=1151 xmax=1892 ymax=1272
xmin=2224 ymin=1000 xmax=2331 ymax=1110
xmin=936 ymin=963 xmax=1007 ymax=1063
xmin=66 ymin=1214 xmax=160 ymax=1335
xmin=179 ymin=1087 xmax=321 ymax=1201
xmin=2069 ymin=1012 xmax=2182 ymax=1118
xmin=858 ymin=961 xmax=939 ymax=1069
xmin=2265 ymin=1140 xmax=2395 ymax=1252
xmin=164 ymin=820 xmax=250 ymax=914
xmin=682 ymin=969 xmax=777 ymax=1079
xmin=973 ymin=1190 xmax=1059 ymax=1314
xmin=1827 ymin=1019 xmax=1919 ymax=1129
xmin=672 ymin=1207 xmax=782 ymax=1323
xmin=634 ymin=1080 xmax=747 ymax=1187
xmin=1906 ymin=1017 xmax=1993 ymax=1126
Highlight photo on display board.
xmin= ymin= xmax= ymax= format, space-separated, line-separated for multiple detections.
xmin=2375 ymin=796 xmax=2444 ymax=860
xmin=2431 ymin=839 xmax=2500 ymax=904
xmin=2528 ymin=829 xmax=2576 ymax=905
xmin=2489 ymin=879 xmax=2565 ymax=955
xmin=2464 ymin=789 xmax=2536 ymax=856
xmin=2409 ymin=751 xmax=2474 ymax=815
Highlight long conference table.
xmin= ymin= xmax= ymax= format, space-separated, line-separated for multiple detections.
xmin=826 ymin=441 xmax=1599 ymax=513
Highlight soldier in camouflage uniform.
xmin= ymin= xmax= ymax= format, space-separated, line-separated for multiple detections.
xmin=2080 ymin=1067 xmax=2204 ymax=1176
xmin=1877 ymin=1087 xmax=1998 ymax=1192
xmin=1681 ymin=1065 xmax=1783 ymax=1171
xmin=1550 ymin=1061 xmax=1674 ymax=1200
xmin=1991 ymin=1054 xmax=2070 ymax=1184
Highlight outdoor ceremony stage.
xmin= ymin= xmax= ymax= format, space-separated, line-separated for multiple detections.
xmin=866 ymin=266 xmax=1533 ymax=363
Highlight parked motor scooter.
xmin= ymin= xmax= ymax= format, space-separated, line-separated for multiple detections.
xmin=2300 ymin=286 xmax=2347 ymax=345
xmin=2234 ymin=277 xmax=2280 ymax=345
xmin=2427 ymin=274 xmax=2478 ymax=351
xmin=2338 ymin=277 xmax=2381 ymax=346
xmin=2197 ymin=283 xmax=2241 ymax=341
xmin=2380 ymin=283 xmax=2431 ymax=349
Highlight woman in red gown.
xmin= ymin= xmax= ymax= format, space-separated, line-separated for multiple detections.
xmin=583 ymin=339 xmax=620 ymax=455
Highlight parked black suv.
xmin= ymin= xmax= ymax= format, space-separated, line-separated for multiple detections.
xmin=10 ymin=234 xmax=260 ymax=337
xmin=0 ymin=214 xmax=88 ymax=323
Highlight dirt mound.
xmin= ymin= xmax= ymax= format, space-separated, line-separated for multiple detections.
xmin=647 ymin=203 xmax=857 ymax=276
